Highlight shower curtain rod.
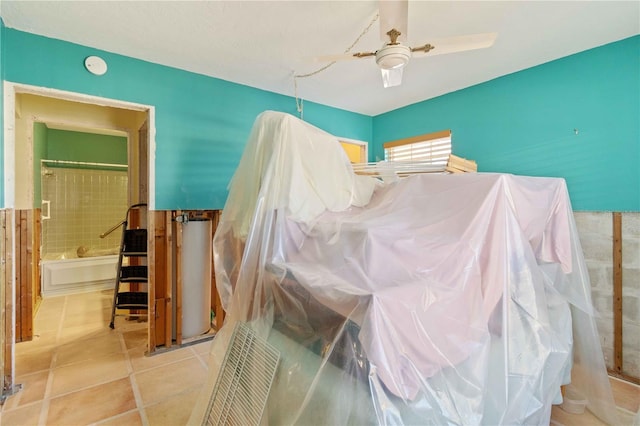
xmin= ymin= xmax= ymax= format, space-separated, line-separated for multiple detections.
xmin=41 ymin=159 xmax=128 ymax=168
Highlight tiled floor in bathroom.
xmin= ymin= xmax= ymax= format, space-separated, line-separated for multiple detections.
xmin=1 ymin=289 xmax=639 ymax=425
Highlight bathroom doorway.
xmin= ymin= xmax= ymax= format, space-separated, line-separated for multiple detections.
xmin=2 ymin=82 xmax=155 ymax=394
xmin=38 ymin=128 xmax=129 ymax=298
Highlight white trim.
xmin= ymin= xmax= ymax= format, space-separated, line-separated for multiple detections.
xmin=3 ymin=82 xmax=16 ymax=208
xmin=5 ymin=82 xmax=151 ymax=111
xmin=3 ymin=81 xmax=156 ymax=209
xmin=41 ymin=159 xmax=128 ymax=169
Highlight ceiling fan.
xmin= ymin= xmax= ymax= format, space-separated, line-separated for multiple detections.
xmin=313 ymin=0 xmax=497 ymax=88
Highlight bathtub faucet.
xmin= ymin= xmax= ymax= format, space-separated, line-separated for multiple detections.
xmin=100 ymin=220 xmax=126 ymax=238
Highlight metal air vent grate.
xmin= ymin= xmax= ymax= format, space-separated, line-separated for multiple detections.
xmin=203 ymin=322 xmax=280 ymax=426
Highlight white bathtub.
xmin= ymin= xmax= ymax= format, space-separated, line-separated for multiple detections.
xmin=41 ymin=255 xmax=118 ymax=298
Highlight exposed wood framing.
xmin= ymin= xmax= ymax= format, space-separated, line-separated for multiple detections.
xmin=174 ymin=210 xmax=184 ymax=346
xmin=164 ymin=211 xmax=173 ymax=349
xmin=147 ymin=210 xmax=172 ymax=353
xmin=147 ymin=211 xmax=157 ymax=353
xmin=607 ymin=212 xmax=639 ymax=384
xmin=0 ymin=209 xmax=21 ymax=403
xmin=15 ymin=210 xmax=33 ymax=343
xmin=2 ymin=210 xmax=14 ymax=395
xmin=613 ymin=212 xmax=623 ymax=373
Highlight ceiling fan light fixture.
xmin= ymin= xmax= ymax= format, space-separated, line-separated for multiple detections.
xmin=375 ymin=44 xmax=411 ymax=70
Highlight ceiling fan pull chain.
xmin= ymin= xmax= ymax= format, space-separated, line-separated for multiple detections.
xmin=294 ymin=12 xmax=379 ymax=80
xmin=344 ymin=12 xmax=380 ymax=54
xmin=293 ymin=11 xmax=380 ymax=118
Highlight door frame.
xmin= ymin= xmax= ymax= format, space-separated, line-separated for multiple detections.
xmin=2 ymin=81 xmax=156 ymax=394
xmin=3 ymin=81 xmax=156 ymax=209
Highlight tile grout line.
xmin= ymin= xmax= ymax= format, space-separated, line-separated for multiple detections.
xmin=192 ymin=345 xmax=210 ymax=371
xmin=88 ymin=408 xmax=142 ymax=426
xmin=37 ymin=294 xmax=69 ymax=425
xmin=119 ymin=325 xmax=150 ymax=426
xmin=6 ymin=292 xmax=204 ymax=422
xmin=121 ymin=348 xmax=202 ymax=375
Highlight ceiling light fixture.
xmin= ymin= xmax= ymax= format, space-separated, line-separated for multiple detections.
xmin=375 ymin=44 xmax=411 ymax=70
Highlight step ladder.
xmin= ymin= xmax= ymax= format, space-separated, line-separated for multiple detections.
xmin=109 ymin=203 xmax=148 ymax=329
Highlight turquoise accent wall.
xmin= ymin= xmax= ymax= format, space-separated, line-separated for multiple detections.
xmin=2 ymin=29 xmax=372 ymax=209
xmin=46 ymin=129 xmax=127 ymax=165
xmin=1 ymin=26 xmax=637 ymax=211
xmin=373 ymin=36 xmax=640 ymax=211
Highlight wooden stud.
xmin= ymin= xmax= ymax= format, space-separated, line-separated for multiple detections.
xmin=147 ymin=210 xmax=157 ymax=353
xmin=24 ymin=210 xmax=33 ymax=341
xmin=2 ymin=210 xmax=14 ymax=394
xmin=1 ymin=210 xmax=7 ymax=393
xmin=15 ymin=212 xmax=21 ymax=342
xmin=16 ymin=210 xmax=30 ymax=343
xmin=14 ymin=212 xmax=21 ymax=342
xmin=612 ymin=212 xmax=623 ymax=373
xmin=165 ymin=211 xmax=173 ymax=348
xmin=155 ymin=210 xmax=169 ymax=348
xmin=148 ymin=209 xmax=177 ymax=352
xmin=175 ymin=210 xmax=183 ymax=346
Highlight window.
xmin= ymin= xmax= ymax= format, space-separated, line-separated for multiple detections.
xmin=384 ymin=130 xmax=451 ymax=166
xmin=339 ymin=138 xmax=368 ymax=163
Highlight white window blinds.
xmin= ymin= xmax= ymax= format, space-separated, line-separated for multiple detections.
xmin=384 ymin=130 xmax=452 ymax=166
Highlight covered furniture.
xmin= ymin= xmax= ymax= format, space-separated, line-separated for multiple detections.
xmin=190 ymin=111 xmax=618 ymax=425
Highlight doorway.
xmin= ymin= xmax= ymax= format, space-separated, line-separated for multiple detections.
xmin=2 ymin=82 xmax=155 ymax=398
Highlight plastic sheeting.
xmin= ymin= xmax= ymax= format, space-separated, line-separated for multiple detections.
xmin=197 ymin=111 xmax=618 ymax=425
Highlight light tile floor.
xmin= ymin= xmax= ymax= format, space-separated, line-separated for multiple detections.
xmin=1 ymin=289 xmax=212 ymax=425
xmin=1 ymin=289 xmax=638 ymax=425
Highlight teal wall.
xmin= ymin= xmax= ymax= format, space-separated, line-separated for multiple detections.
xmin=32 ymin=127 xmax=128 ymax=207
xmin=2 ymin=28 xmax=372 ymax=209
xmin=46 ymin=129 xmax=127 ymax=165
xmin=1 ymin=26 xmax=638 ymax=211
xmin=373 ymin=36 xmax=640 ymax=211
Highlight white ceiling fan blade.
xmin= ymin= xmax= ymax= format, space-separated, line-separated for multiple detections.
xmin=379 ymin=0 xmax=408 ymax=42
xmin=381 ymin=67 xmax=403 ymax=88
xmin=412 ymin=32 xmax=498 ymax=58
xmin=310 ymin=51 xmax=376 ymax=63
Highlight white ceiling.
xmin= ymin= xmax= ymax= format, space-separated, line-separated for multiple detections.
xmin=1 ymin=1 xmax=638 ymax=116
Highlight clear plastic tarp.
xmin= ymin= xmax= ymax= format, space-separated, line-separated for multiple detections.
xmin=192 ymin=111 xmax=618 ymax=425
